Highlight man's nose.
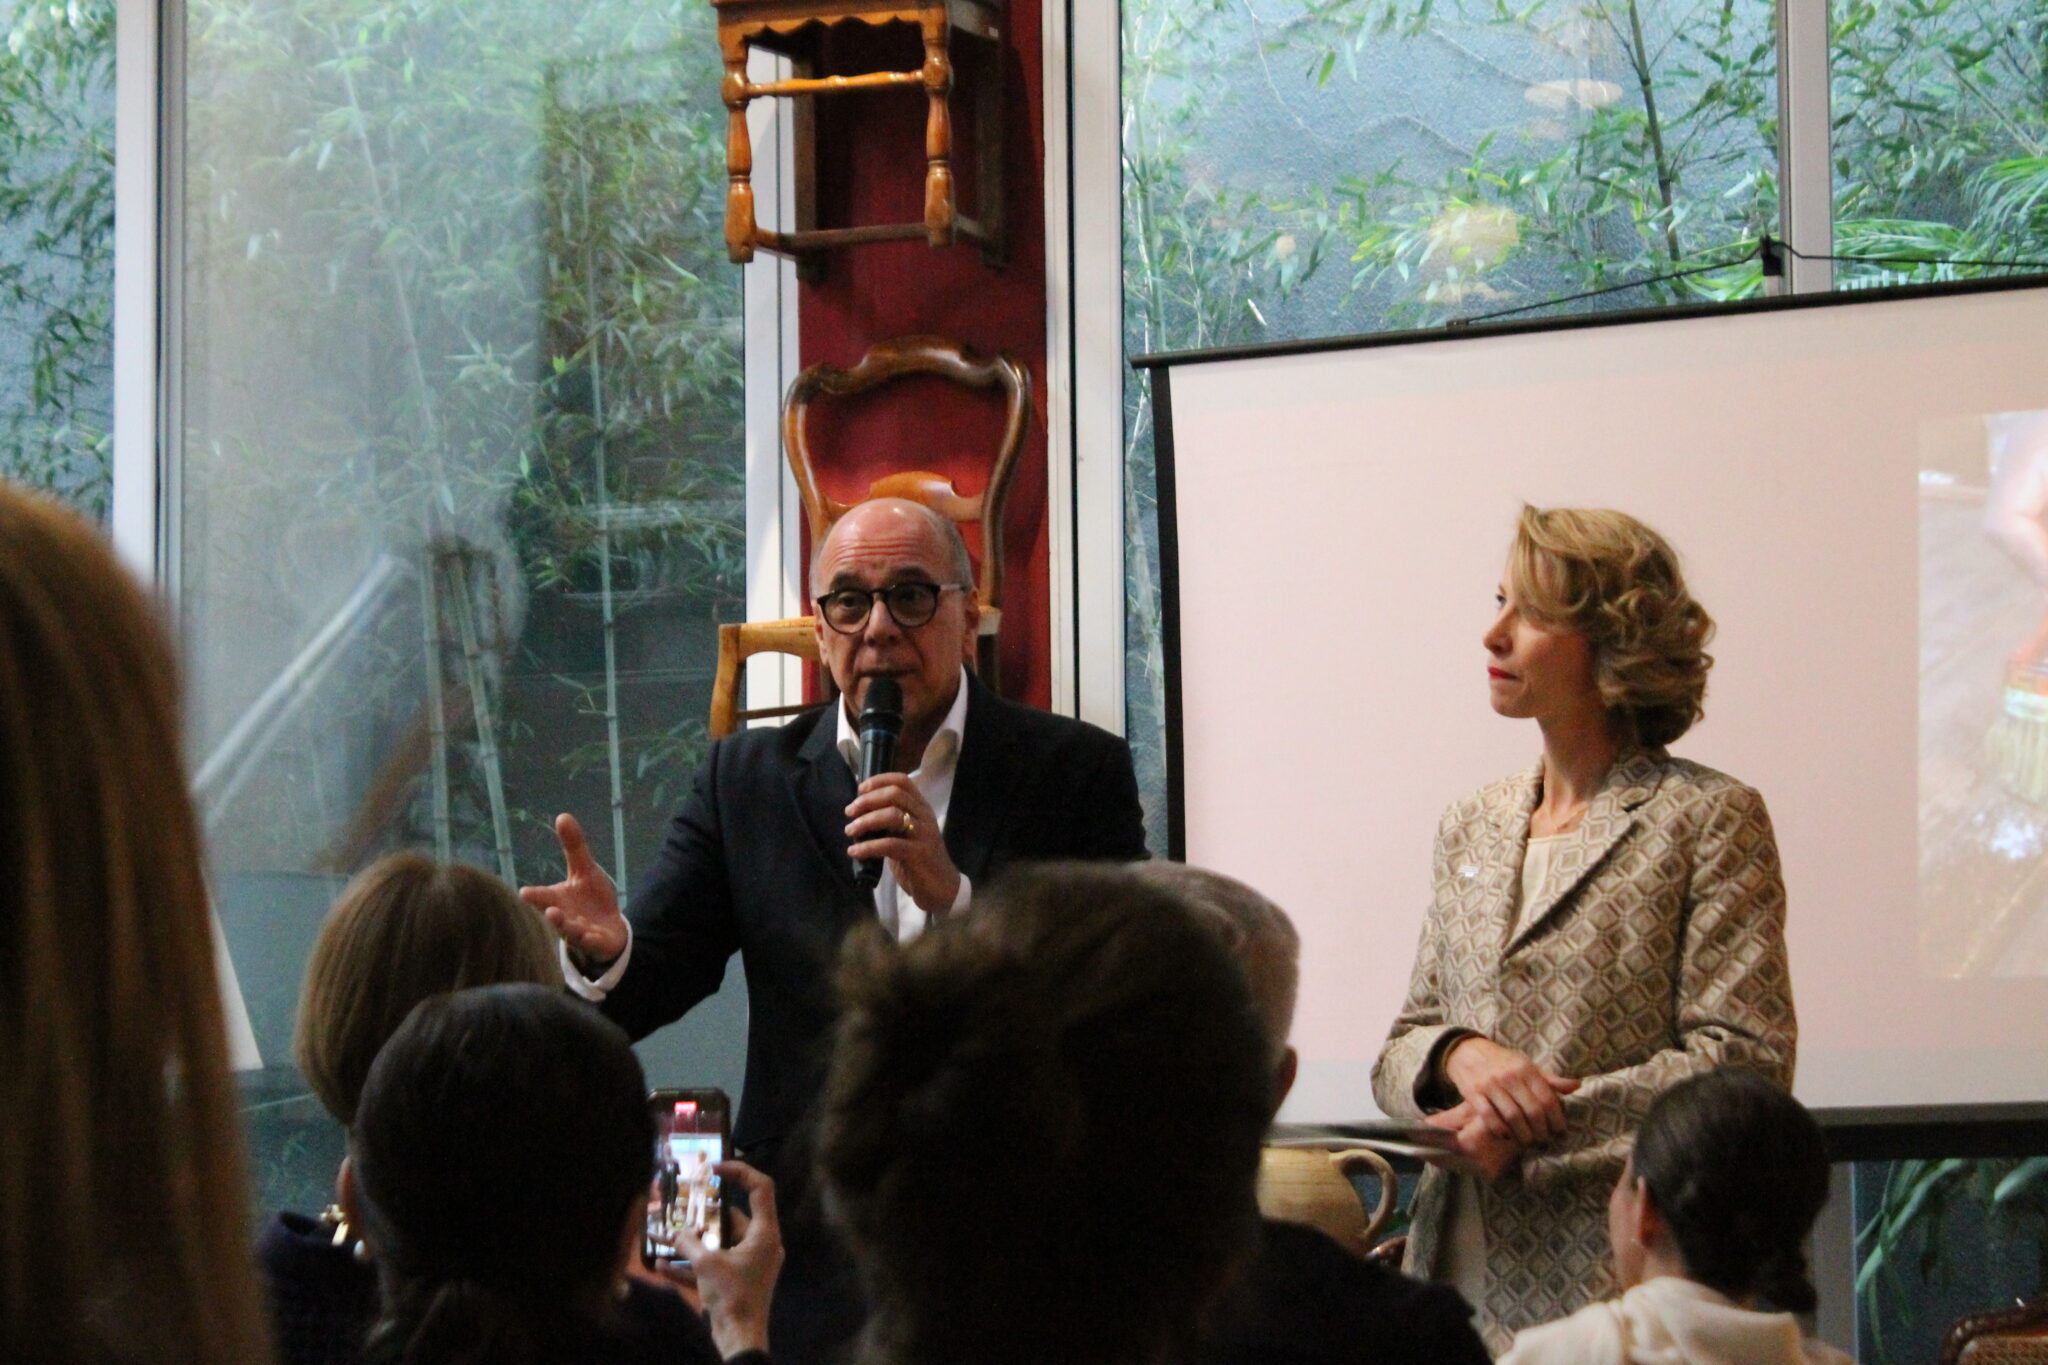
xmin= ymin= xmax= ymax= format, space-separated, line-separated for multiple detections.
xmin=861 ymin=595 xmax=905 ymax=643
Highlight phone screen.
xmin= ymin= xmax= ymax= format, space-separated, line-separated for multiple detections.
xmin=644 ymin=1088 xmax=729 ymax=1266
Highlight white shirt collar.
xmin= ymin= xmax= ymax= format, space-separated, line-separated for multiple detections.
xmin=835 ymin=665 xmax=972 ymax=777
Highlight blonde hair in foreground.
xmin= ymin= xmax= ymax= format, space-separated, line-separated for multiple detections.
xmin=1509 ymin=503 xmax=1715 ymax=749
xmin=0 ymin=482 xmax=273 ymax=1365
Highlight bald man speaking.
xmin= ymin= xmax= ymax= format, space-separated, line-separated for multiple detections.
xmin=521 ymin=499 xmax=1145 ymax=1359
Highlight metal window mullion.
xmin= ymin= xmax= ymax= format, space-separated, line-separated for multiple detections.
xmin=742 ymin=45 xmax=805 ymax=720
xmin=1062 ymin=0 xmax=1127 ymax=735
xmin=1777 ymin=0 xmax=1834 ymax=294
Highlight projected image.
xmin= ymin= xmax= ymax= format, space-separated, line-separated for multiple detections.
xmin=1921 ymin=409 xmax=2048 ymax=976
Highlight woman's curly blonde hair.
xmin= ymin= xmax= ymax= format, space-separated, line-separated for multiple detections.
xmin=1508 ymin=504 xmax=1715 ymax=749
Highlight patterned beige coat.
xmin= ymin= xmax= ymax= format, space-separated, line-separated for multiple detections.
xmin=1372 ymin=749 xmax=1796 ymax=1352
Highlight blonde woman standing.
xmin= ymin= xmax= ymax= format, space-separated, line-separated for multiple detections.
xmin=1372 ymin=506 xmax=1797 ymax=1352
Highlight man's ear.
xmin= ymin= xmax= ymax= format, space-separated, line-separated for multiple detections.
xmin=1273 ymin=1045 xmax=1300 ymax=1111
xmin=959 ymin=592 xmax=982 ymax=666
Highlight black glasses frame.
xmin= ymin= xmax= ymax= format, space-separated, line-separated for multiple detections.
xmin=815 ymin=582 xmax=971 ymax=634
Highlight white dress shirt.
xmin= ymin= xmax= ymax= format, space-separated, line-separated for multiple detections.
xmin=562 ymin=667 xmax=976 ymax=999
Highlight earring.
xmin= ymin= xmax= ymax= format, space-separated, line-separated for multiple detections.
xmin=320 ymin=1203 xmax=370 ymax=1264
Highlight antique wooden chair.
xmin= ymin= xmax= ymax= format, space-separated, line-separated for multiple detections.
xmin=707 ymin=615 xmax=824 ymax=740
xmin=782 ymin=334 xmax=1029 ymax=692
xmin=1941 ymin=1296 xmax=2048 ymax=1364
xmin=712 ymin=0 xmax=1005 ymax=272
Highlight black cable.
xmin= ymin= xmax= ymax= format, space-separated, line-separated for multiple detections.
xmin=1777 ymin=240 xmax=2048 ymax=272
xmin=1452 ymin=243 xmax=1762 ymax=327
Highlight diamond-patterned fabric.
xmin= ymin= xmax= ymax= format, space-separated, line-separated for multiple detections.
xmin=1371 ymin=750 xmax=1798 ymax=1353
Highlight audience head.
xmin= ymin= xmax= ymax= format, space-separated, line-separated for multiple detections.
xmin=343 ymin=982 xmax=652 ymax=1365
xmin=295 ymin=851 xmax=559 ymax=1126
xmin=0 ymin=482 xmax=273 ymax=1364
xmin=820 ymin=861 xmax=1273 ymax=1365
xmin=1129 ymin=860 xmax=1300 ymax=1091
xmin=1508 ymin=503 xmax=1714 ymax=748
xmin=1612 ymin=1068 xmax=1828 ymax=1312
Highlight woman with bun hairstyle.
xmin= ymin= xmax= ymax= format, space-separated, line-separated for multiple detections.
xmin=1373 ymin=506 xmax=1798 ymax=1350
xmin=818 ymin=861 xmax=1274 ymax=1365
xmin=339 ymin=982 xmax=781 ymax=1365
xmin=1500 ymin=1068 xmax=1848 ymax=1365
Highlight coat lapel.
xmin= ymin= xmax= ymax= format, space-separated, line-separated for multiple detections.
xmin=791 ymin=702 xmax=866 ymax=903
xmin=1503 ymin=748 xmax=1663 ymax=954
xmin=1481 ymin=763 xmax=1542 ymax=954
xmin=940 ymin=673 xmax=1010 ymax=887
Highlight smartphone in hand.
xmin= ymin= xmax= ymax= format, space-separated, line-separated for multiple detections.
xmin=643 ymin=1088 xmax=731 ymax=1268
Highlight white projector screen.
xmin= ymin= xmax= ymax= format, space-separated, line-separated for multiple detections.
xmin=1148 ymin=279 xmax=2048 ymax=1123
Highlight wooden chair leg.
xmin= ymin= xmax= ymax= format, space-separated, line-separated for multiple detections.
xmin=720 ymin=33 xmax=757 ymax=264
xmin=920 ymin=12 xmax=955 ymax=248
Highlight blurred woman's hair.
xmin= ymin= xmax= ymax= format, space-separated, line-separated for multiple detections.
xmin=295 ymin=852 xmax=558 ymax=1126
xmin=1509 ymin=504 xmax=1715 ymax=748
xmin=820 ymin=861 xmax=1273 ymax=1365
xmin=0 ymin=481 xmax=273 ymax=1364
xmin=350 ymin=983 xmax=653 ymax=1365
xmin=1632 ymin=1068 xmax=1829 ymax=1312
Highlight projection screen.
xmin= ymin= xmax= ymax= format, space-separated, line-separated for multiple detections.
xmin=1143 ymin=278 xmax=2048 ymax=1123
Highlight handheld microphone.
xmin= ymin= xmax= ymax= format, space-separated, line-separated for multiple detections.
xmin=852 ymin=676 xmax=904 ymax=892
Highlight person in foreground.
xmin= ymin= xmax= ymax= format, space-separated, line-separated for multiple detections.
xmin=338 ymin=982 xmax=782 ymax=1365
xmin=260 ymin=853 xmax=563 ymax=1365
xmin=522 ymin=497 xmax=1146 ymax=1360
xmin=1133 ymin=862 xmax=1492 ymax=1365
xmin=1500 ymin=1068 xmax=1848 ymax=1365
xmin=1373 ymin=504 xmax=1798 ymax=1350
xmin=0 ymin=481 xmax=274 ymax=1365
xmin=817 ymin=862 xmax=1270 ymax=1365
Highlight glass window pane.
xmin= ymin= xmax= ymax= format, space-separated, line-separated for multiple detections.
xmin=180 ymin=0 xmax=745 ymax=1217
xmin=1830 ymin=0 xmax=2048 ymax=288
xmin=1120 ymin=0 xmax=1778 ymax=839
xmin=0 ymin=0 xmax=113 ymax=518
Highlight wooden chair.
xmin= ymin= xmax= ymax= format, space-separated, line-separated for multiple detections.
xmin=707 ymin=616 xmax=825 ymax=740
xmin=783 ymin=334 xmax=1029 ymax=692
xmin=1941 ymin=1296 xmax=2048 ymax=1364
xmin=713 ymin=0 xmax=1006 ymax=273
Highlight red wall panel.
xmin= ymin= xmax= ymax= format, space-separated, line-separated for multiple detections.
xmin=796 ymin=6 xmax=1052 ymax=708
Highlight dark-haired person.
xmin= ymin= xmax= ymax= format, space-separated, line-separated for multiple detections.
xmin=1373 ymin=506 xmax=1797 ymax=1351
xmin=259 ymin=853 xmax=563 ymax=1365
xmin=521 ymin=498 xmax=1146 ymax=1361
xmin=1499 ymin=1069 xmax=1848 ymax=1365
xmin=1133 ymin=863 xmax=1491 ymax=1365
xmin=339 ymin=982 xmax=782 ymax=1365
xmin=818 ymin=862 xmax=1271 ymax=1365
xmin=0 ymin=482 xmax=274 ymax=1365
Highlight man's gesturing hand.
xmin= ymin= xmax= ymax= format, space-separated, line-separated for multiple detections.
xmin=1441 ymin=1036 xmax=1580 ymax=1145
xmin=518 ymin=813 xmax=628 ymax=966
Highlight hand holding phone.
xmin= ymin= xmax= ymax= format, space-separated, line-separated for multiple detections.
xmin=643 ymin=1088 xmax=730 ymax=1268
xmin=667 ymin=1161 xmax=782 ymax=1360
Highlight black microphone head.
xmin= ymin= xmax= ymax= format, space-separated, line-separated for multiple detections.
xmin=859 ymin=676 xmax=904 ymax=733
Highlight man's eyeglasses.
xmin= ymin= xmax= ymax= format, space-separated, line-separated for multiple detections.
xmin=816 ymin=582 xmax=969 ymax=634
